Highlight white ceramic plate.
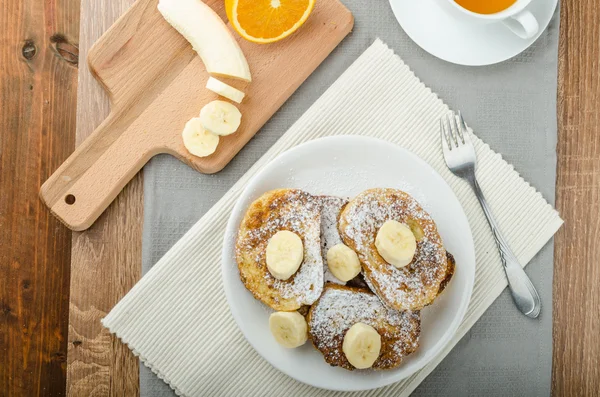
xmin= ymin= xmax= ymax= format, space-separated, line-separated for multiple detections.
xmin=389 ymin=0 xmax=558 ymax=66
xmin=222 ymin=136 xmax=475 ymax=391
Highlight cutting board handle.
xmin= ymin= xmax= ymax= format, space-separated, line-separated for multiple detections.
xmin=40 ymin=119 xmax=158 ymax=231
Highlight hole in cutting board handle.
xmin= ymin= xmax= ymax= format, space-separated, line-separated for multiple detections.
xmin=65 ymin=194 xmax=76 ymax=205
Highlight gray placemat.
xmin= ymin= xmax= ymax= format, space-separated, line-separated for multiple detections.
xmin=139 ymin=1 xmax=559 ymax=396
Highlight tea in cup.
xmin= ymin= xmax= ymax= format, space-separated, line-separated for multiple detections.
xmin=443 ymin=0 xmax=539 ymax=39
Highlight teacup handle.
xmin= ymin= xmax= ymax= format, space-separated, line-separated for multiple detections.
xmin=502 ymin=9 xmax=539 ymax=39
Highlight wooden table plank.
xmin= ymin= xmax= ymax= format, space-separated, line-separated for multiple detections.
xmin=0 ymin=0 xmax=79 ymax=395
xmin=65 ymin=0 xmax=141 ymax=395
xmin=553 ymin=0 xmax=600 ymax=395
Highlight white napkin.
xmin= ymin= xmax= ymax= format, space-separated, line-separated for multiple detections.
xmin=103 ymin=40 xmax=562 ymax=397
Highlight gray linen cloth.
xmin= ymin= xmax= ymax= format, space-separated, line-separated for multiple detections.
xmin=139 ymin=1 xmax=559 ymax=395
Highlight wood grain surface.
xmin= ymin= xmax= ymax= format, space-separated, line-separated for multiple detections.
xmin=553 ymin=0 xmax=600 ymax=396
xmin=1 ymin=0 xmax=599 ymax=396
xmin=65 ymin=0 xmax=142 ymax=395
xmin=0 ymin=0 xmax=79 ymax=395
xmin=39 ymin=0 xmax=353 ymax=232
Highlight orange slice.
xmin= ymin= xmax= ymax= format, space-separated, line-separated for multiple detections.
xmin=225 ymin=0 xmax=316 ymax=44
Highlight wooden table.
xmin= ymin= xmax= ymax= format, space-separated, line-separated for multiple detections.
xmin=0 ymin=0 xmax=598 ymax=395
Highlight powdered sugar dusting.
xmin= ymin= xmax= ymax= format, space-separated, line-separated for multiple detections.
xmin=309 ymin=286 xmax=420 ymax=369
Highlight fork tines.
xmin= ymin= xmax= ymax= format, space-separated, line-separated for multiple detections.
xmin=440 ymin=111 xmax=468 ymax=150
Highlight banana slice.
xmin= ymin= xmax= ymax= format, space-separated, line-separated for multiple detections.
xmin=181 ymin=117 xmax=219 ymax=157
xmin=269 ymin=311 xmax=308 ymax=348
xmin=342 ymin=322 xmax=381 ymax=369
xmin=375 ymin=220 xmax=417 ymax=268
xmin=206 ymin=77 xmax=245 ymax=104
xmin=199 ymin=100 xmax=242 ymax=136
xmin=326 ymin=243 xmax=361 ymax=282
xmin=266 ymin=230 xmax=304 ymax=280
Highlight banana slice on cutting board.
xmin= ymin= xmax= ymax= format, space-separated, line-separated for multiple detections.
xmin=269 ymin=311 xmax=308 ymax=348
xmin=266 ymin=230 xmax=304 ymax=280
xmin=326 ymin=243 xmax=361 ymax=282
xmin=375 ymin=220 xmax=417 ymax=268
xmin=342 ymin=322 xmax=382 ymax=369
xmin=181 ymin=117 xmax=219 ymax=157
xmin=206 ymin=77 xmax=245 ymax=104
xmin=199 ymin=100 xmax=242 ymax=136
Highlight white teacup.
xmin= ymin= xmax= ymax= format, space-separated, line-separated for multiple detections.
xmin=440 ymin=0 xmax=540 ymax=39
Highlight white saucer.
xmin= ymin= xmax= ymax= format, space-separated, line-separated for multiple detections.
xmin=389 ymin=0 xmax=558 ymax=66
xmin=222 ymin=136 xmax=475 ymax=391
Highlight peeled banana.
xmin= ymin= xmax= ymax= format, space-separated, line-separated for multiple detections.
xmin=157 ymin=0 xmax=251 ymax=82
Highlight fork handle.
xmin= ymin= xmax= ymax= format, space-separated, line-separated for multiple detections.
xmin=466 ymin=175 xmax=542 ymax=318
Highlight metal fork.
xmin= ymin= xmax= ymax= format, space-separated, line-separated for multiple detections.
xmin=440 ymin=111 xmax=541 ymax=318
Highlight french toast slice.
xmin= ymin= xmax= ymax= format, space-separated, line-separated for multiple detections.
xmin=307 ymin=284 xmax=421 ymax=370
xmin=339 ymin=188 xmax=448 ymax=311
xmin=236 ymin=189 xmax=324 ymax=311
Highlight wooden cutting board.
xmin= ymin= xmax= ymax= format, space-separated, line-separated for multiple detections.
xmin=40 ymin=0 xmax=353 ymax=231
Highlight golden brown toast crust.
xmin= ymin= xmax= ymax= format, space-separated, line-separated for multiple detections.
xmin=307 ymin=284 xmax=421 ymax=371
xmin=236 ymin=189 xmax=324 ymax=311
xmin=439 ymin=252 xmax=455 ymax=295
xmin=339 ymin=188 xmax=448 ymax=311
